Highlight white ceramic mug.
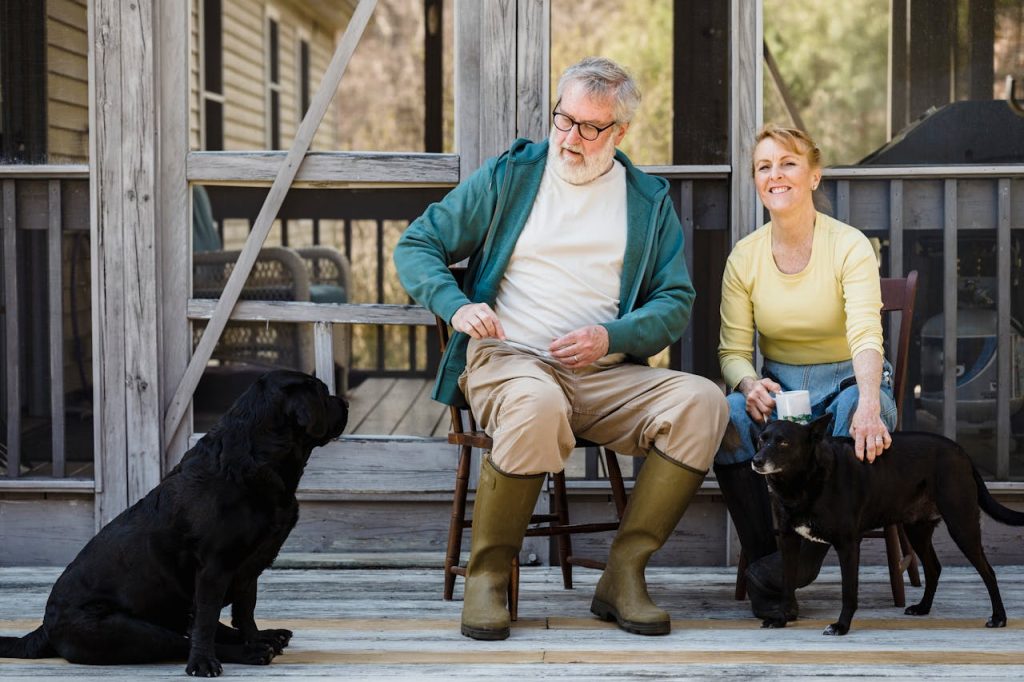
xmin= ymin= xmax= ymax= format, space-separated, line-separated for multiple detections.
xmin=775 ymin=389 xmax=812 ymax=423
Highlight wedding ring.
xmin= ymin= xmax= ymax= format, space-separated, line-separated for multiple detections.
xmin=573 ymin=354 xmax=578 ymax=363
xmin=874 ymin=436 xmax=883 ymax=441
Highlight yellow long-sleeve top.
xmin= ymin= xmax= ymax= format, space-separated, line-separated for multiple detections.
xmin=718 ymin=212 xmax=884 ymax=391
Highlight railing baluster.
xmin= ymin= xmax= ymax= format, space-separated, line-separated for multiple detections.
xmin=836 ymin=180 xmax=851 ymax=223
xmin=996 ymin=178 xmax=1011 ymax=479
xmin=942 ymin=179 xmax=958 ymax=440
xmin=888 ymin=180 xmax=904 ymax=393
xmin=376 ymin=219 xmax=385 ymax=371
xmin=3 ymin=180 xmax=21 ymax=478
xmin=679 ymin=179 xmax=695 ymax=372
xmin=48 ymin=181 xmax=66 ymax=477
xmin=314 ymin=321 xmax=336 ymax=395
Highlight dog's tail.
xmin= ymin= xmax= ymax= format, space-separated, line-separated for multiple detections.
xmin=975 ymin=467 xmax=1024 ymax=526
xmin=0 ymin=626 xmax=54 ymax=659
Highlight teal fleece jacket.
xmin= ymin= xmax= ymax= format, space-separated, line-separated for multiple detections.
xmin=393 ymin=138 xmax=695 ymax=406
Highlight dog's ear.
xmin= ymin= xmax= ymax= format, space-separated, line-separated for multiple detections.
xmin=808 ymin=413 xmax=834 ymax=442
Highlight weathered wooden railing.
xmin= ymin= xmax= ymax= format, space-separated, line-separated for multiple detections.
xmin=820 ymin=165 xmax=1024 ymax=479
xmin=3 ymin=161 xmax=1023 ymax=485
xmin=0 ymin=165 xmax=91 ymax=486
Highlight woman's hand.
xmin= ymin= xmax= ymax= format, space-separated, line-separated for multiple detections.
xmin=849 ymin=400 xmax=891 ymax=463
xmin=738 ymin=377 xmax=781 ymax=424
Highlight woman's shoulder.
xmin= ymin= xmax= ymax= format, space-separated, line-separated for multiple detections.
xmin=819 ymin=213 xmax=868 ymax=241
xmin=731 ymin=222 xmax=771 ymax=254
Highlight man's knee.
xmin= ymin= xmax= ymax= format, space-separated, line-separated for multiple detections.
xmin=498 ymin=379 xmax=569 ymax=423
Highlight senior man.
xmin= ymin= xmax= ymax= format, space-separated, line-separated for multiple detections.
xmin=394 ymin=56 xmax=728 ymax=640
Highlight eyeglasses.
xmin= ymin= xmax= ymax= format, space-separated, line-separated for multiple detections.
xmin=551 ymin=100 xmax=616 ymax=141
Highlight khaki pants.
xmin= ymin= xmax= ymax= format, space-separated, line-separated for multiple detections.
xmin=460 ymin=339 xmax=729 ymax=475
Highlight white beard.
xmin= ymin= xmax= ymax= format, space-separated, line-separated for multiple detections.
xmin=547 ymin=128 xmax=618 ymax=185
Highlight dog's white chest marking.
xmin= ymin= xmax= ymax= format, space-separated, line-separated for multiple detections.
xmin=794 ymin=524 xmax=830 ymax=544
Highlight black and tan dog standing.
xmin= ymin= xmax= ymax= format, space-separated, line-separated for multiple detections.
xmin=0 ymin=370 xmax=347 ymax=676
xmin=751 ymin=414 xmax=1024 ymax=635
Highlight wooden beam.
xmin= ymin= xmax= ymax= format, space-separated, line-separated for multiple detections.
xmin=163 ymin=0 xmax=378 ymax=446
xmin=187 ymin=300 xmax=435 ymax=326
xmin=186 ymin=151 xmax=459 ymax=186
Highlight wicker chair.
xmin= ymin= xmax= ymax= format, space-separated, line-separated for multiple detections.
xmin=191 ymin=186 xmax=351 ymax=389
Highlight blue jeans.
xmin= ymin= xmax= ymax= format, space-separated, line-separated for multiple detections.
xmin=715 ymin=358 xmax=898 ymax=466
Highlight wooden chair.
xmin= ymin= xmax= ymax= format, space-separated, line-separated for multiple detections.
xmin=434 ymin=313 xmax=628 ymax=621
xmin=734 ymin=270 xmax=922 ymax=606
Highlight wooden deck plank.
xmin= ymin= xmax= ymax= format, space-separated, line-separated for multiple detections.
xmin=3 ymin=567 xmax=1024 ymax=677
xmin=354 ymin=378 xmax=432 ymax=435
xmin=394 ymin=380 xmax=447 ymax=437
xmin=344 ymin=377 xmax=396 ymax=433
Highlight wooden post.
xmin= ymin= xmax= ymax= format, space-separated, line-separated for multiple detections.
xmin=479 ymin=0 xmax=516 ymax=160
xmin=157 ymin=1 xmax=193 ymax=472
xmin=516 ymin=0 xmax=549 ymax=143
xmin=454 ymin=0 xmax=482 ymax=177
xmin=91 ymin=0 xmax=163 ymax=526
xmin=730 ymin=0 xmax=763 ymax=244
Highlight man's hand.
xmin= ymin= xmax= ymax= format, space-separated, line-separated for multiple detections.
xmin=451 ymin=303 xmax=506 ymax=340
xmin=738 ymin=376 xmax=781 ymax=424
xmin=550 ymin=325 xmax=609 ymax=368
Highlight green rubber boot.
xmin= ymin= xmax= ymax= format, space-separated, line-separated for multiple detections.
xmin=461 ymin=457 xmax=544 ymax=640
xmin=590 ymin=451 xmax=705 ymax=635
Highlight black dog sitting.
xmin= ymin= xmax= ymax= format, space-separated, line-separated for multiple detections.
xmin=752 ymin=415 xmax=1024 ymax=636
xmin=0 ymin=370 xmax=347 ymax=676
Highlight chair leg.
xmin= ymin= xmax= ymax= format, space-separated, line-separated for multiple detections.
xmin=508 ymin=555 xmax=520 ymax=622
xmin=883 ymin=524 xmax=906 ymax=607
xmin=444 ymin=445 xmax=473 ymax=601
xmin=552 ymin=471 xmax=574 ymax=590
xmin=604 ymin=448 xmax=628 ymax=519
xmin=735 ymin=549 xmax=748 ymax=601
xmin=898 ymin=524 xmax=922 ymax=587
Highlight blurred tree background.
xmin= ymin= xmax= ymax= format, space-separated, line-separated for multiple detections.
xmin=763 ymin=0 xmax=889 ymax=165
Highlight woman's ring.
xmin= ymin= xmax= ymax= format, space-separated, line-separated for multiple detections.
xmin=875 ymin=435 xmax=883 ymax=441
xmin=573 ymin=354 xmax=578 ymax=363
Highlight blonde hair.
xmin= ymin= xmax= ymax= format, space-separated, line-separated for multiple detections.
xmin=751 ymin=124 xmax=822 ymax=175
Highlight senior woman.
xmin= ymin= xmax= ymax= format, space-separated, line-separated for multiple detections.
xmin=714 ymin=124 xmax=898 ymax=620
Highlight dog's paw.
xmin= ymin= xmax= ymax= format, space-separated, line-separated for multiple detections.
xmin=185 ymin=654 xmax=223 ymax=677
xmin=240 ymin=642 xmax=277 ymax=665
xmin=760 ymin=617 xmax=788 ymax=629
xmin=823 ymin=622 xmax=849 ymax=636
xmin=986 ymin=614 xmax=1007 ymax=628
xmin=904 ymin=603 xmax=930 ymax=616
xmin=257 ymin=628 xmax=293 ymax=653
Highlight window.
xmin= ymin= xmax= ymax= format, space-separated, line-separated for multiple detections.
xmin=266 ymin=14 xmax=281 ymax=150
xmin=298 ymin=36 xmax=310 ymax=121
xmin=201 ymin=0 xmax=224 ymax=151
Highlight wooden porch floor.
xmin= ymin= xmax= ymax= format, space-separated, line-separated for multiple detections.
xmin=3 ymin=565 xmax=1024 ymax=678
xmin=345 ymin=377 xmax=450 ymax=438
